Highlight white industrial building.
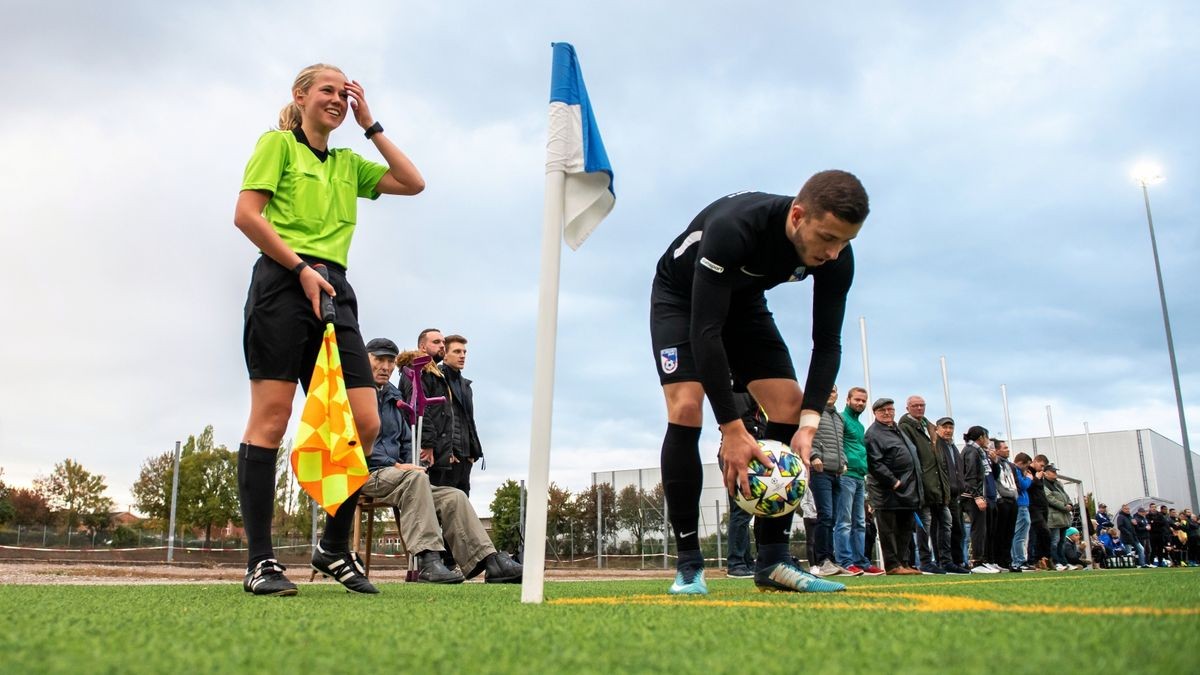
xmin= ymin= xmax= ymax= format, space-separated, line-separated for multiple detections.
xmin=1009 ymin=428 xmax=1199 ymax=512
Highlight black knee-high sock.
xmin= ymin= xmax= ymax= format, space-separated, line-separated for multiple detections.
xmin=661 ymin=423 xmax=703 ymax=554
xmin=238 ymin=443 xmax=278 ymax=569
xmin=755 ymin=421 xmax=800 ymax=564
xmin=319 ymin=488 xmax=362 ymax=553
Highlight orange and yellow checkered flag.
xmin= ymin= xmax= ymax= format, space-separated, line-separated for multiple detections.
xmin=290 ymin=323 xmax=369 ymax=516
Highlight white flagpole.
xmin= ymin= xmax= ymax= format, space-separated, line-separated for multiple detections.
xmin=521 ymin=169 xmax=566 ymax=604
xmin=1001 ymin=385 xmax=1013 ymax=445
xmin=859 ymin=317 xmax=872 ymax=402
xmin=1046 ymin=405 xmax=1059 ymax=465
xmin=940 ymin=356 xmax=952 ymax=417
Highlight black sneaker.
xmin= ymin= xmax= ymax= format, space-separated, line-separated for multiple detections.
xmin=243 ymin=559 xmax=298 ymax=596
xmin=483 ymin=551 xmax=523 ymax=584
xmin=416 ymin=550 xmax=466 ymax=584
xmin=311 ymin=545 xmax=379 ymax=594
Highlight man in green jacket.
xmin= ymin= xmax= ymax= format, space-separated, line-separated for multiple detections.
xmin=1043 ymin=464 xmax=1073 ymax=570
xmin=834 ymin=387 xmax=884 ymax=575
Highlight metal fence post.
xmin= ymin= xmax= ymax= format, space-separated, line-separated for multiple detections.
xmin=715 ymin=499 xmax=722 ymax=568
xmin=167 ymin=440 xmax=181 ymax=562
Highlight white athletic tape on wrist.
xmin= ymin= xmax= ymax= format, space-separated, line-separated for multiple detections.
xmin=800 ymin=412 xmax=821 ymax=429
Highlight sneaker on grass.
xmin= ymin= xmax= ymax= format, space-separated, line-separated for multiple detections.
xmin=861 ymin=565 xmax=886 ymax=576
xmin=756 ymin=561 xmax=845 ymax=593
xmin=841 ymin=565 xmax=865 ymax=577
xmin=726 ymin=565 xmax=754 ymax=579
xmin=668 ymin=566 xmax=707 ymax=595
xmin=311 ymin=544 xmax=379 ymax=594
xmin=970 ymin=564 xmax=998 ymax=574
xmin=243 ymin=559 xmax=298 ymax=596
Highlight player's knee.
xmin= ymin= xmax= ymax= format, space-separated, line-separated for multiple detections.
xmin=668 ymin=398 xmax=704 ymax=426
xmin=252 ymin=404 xmax=293 ymax=445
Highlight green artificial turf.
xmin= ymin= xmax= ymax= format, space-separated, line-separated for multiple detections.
xmin=2 ymin=569 xmax=1197 ymax=674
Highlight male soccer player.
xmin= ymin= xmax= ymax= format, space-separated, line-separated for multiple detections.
xmin=650 ymin=170 xmax=869 ymax=594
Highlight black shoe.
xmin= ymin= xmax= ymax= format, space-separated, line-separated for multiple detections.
xmin=942 ymin=563 xmax=971 ymax=575
xmin=311 ymin=545 xmax=379 ymax=594
xmin=417 ymin=551 xmax=466 ymax=584
xmin=1008 ymin=566 xmax=1024 ymax=573
xmin=243 ymin=559 xmax=298 ymax=596
xmin=920 ymin=562 xmax=947 ymax=575
xmin=483 ymin=551 xmax=523 ymax=584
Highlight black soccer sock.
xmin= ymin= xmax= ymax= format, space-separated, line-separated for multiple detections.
xmin=319 ymin=489 xmax=362 ymax=553
xmin=238 ymin=443 xmax=278 ymax=569
xmin=764 ymin=421 xmax=799 ymax=445
xmin=661 ymin=423 xmax=703 ymax=555
xmin=754 ymin=421 xmax=800 ymax=566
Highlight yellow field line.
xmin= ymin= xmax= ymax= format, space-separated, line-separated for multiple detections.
xmin=548 ymin=586 xmax=1200 ymax=617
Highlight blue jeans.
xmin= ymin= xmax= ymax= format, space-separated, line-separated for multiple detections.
xmin=808 ymin=470 xmax=840 ymax=565
xmin=726 ymin=494 xmax=753 ymax=570
xmin=1011 ymin=505 xmax=1031 ymax=567
xmin=834 ymin=475 xmax=869 ymax=567
xmin=1133 ymin=540 xmax=1147 ymax=566
xmin=1049 ymin=527 xmax=1066 ymax=565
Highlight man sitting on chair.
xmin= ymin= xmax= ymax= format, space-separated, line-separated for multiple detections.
xmin=361 ymin=338 xmax=522 ymax=584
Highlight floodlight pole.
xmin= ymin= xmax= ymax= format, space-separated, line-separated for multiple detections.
xmin=1084 ymin=422 xmax=1099 ymax=506
xmin=940 ymin=356 xmax=952 ymax=417
xmin=1138 ymin=179 xmax=1197 ymax=512
xmin=859 ymin=317 xmax=872 ymax=403
xmin=1001 ymin=385 xmax=1013 ymax=448
xmin=1046 ymin=405 xmax=1059 ymax=466
xmin=167 ymin=440 xmax=181 ymax=563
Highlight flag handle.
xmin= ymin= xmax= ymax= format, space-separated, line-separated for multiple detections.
xmin=313 ymin=264 xmax=336 ymax=324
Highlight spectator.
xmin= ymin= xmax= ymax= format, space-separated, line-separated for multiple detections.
xmin=1061 ymin=526 xmax=1085 ymax=569
xmin=810 ymin=386 xmax=854 ymax=576
xmin=835 ymin=387 xmax=884 ymax=576
xmin=1095 ymin=503 xmax=1114 ymax=531
xmin=398 ymin=345 xmax=456 ymax=489
xmin=723 ymin=387 xmax=765 ymax=579
xmin=1010 ymin=452 xmax=1034 ymax=572
xmin=440 ymin=335 xmax=484 ymax=496
xmin=1116 ymin=503 xmax=1147 ymax=567
xmin=865 ymin=398 xmax=923 ymax=575
xmin=1152 ymin=504 xmax=1172 ymax=566
xmin=362 ymin=342 xmax=522 ymax=584
xmin=1026 ymin=454 xmax=1052 ymax=569
xmin=1044 ymin=464 xmax=1073 ymax=571
xmin=960 ymin=426 xmax=996 ymax=573
xmin=899 ymin=396 xmax=951 ymax=575
xmin=1133 ymin=507 xmax=1154 ymax=568
xmin=933 ymin=418 xmax=970 ymax=574
xmin=416 ymin=328 xmax=446 ymax=363
xmin=989 ymin=439 xmax=1018 ymax=571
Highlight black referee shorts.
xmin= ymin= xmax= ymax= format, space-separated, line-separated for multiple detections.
xmin=649 ymin=280 xmax=796 ymax=386
xmin=242 ymin=254 xmax=372 ymax=392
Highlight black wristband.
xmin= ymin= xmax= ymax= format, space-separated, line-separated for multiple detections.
xmin=291 ymin=261 xmax=310 ymax=276
xmin=364 ymin=121 xmax=383 ymax=139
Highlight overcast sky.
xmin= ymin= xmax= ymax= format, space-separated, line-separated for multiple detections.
xmin=1 ymin=1 xmax=1197 ymax=516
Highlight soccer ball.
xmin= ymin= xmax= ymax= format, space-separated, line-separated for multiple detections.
xmin=732 ymin=440 xmax=807 ymax=518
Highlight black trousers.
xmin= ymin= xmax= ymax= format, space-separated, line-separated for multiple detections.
xmin=963 ymin=497 xmax=989 ymax=565
xmin=948 ymin=499 xmax=966 ymax=566
xmin=877 ymin=509 xmax=916 ymax=571
xmin=990 ymin=499 xmax=1017 ymax=568
xmin=1030 ymin=517 xmax=1051 ymax=562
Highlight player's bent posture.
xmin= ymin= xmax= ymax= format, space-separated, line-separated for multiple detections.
xmin=233 ymin=63 xmax=425 ymax=596
xmin=650 ymin=171 xmax=869 ymax=594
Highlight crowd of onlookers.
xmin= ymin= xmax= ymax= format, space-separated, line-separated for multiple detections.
xmin=723 ymin=387 xmax=1200 ymax=578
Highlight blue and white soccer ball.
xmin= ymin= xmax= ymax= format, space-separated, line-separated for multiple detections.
xmin=732 ymin=440 xmax=807 ymax=518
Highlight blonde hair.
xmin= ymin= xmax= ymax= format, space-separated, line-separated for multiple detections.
xmin=277 ymin=63 xmax=345 ymax=131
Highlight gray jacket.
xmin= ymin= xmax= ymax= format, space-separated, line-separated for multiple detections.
xmin=810 ymin=405 xmax=847 ymax=473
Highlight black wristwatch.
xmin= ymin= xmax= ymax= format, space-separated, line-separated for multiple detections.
xmin=364 ymin=121 xmax=383 ymax=139
xmin=291 ymin=261 xmax=310 ymax=276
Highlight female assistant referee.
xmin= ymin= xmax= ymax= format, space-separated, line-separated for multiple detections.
xmin=233 ymin=63 xmax=424 ymax=596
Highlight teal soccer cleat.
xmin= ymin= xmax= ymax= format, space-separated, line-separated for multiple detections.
xmin=668 ymin=566 xmax=708 ymax=595
xmin=755 ymin=560 xmax=846 ymax=593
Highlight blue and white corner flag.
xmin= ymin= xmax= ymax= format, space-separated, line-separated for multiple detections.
xmin=547 ymin=42 xmax=614 ymax=250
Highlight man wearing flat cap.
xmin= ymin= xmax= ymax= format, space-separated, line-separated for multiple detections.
xmin=864 ymin=398 xmax=923 ymax=575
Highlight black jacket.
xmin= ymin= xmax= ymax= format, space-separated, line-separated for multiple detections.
xmin=397 ymin=353 xmax=455 ymax=468
xmin=899 ymin=414 xmax=947 ymax=506
xmin=1116 ymin=511 xmax=1138 ymax=543
xmin=441 ymin=364 xmax=484 ymax=461
xmin=865 ymin=421 xmax=923 ymax=511
xmin=960 ymin=442 xmax=991 ymax=500
xmin=939 ymin=438 xmax=966 ymax=497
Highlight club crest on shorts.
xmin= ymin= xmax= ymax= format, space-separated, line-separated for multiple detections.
xmin=660 ymin=347 xmax=679 ymax=374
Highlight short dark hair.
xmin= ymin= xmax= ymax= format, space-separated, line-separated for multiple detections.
xmin=445 ymin=334 xmax=467 ymax=348
xmin=417 ymin=328 xmax=441 ymax=346
xmin=796 ymin=170 xmax=870 ymax=225
xmin=1014 ymin=452 xmax=1032 ymax=464
xmin=847 ymin=386 xmax=868 ymax=398
xmin=1034 ymin=454 xmax=1050 ymax=464
xmin=991 ymin=438 xmax=1007 ymax=448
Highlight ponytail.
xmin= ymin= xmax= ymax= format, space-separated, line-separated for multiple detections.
xmin=278 ymin=102 xmax=303 ymax=131
xmin=276 ymin=63 xmax=345 ymax=131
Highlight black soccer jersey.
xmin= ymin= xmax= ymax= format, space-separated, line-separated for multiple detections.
xmin=652 ymin=191 xmax=854 ymax=424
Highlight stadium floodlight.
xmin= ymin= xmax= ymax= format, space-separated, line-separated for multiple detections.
xmin=1132 ymin=163 xmax=1196 ymax=512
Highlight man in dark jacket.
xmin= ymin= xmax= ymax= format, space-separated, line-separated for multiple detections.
xmin=989 ymin=439 xmax=1019 ymax=570
xmin=1027 ymin=454 xmax=1052 ymax=569
xmin=898 ymin=395 xmax=951 ymax=575
xmin=934 ymin=418 xmax=970 ymax=572
xmin=440 ymin=335 xmax=484 ymax=496
xmin=1116 ymin=503 xmax=1145 ymax=566
xmin=865 ymin=398 xmax=922 ymax=575
xmin=398 ymin=341 xmax=457 ymax=489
